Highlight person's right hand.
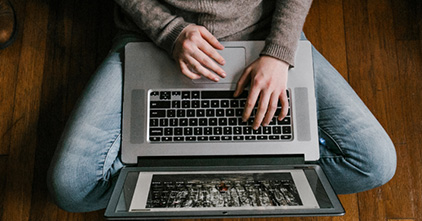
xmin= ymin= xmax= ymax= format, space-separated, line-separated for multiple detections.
xmin=173 ymin=25 xmax=226 ymax=82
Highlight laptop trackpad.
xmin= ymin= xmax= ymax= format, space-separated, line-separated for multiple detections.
xmin=192 ymin=47 xmax=246 ymax=84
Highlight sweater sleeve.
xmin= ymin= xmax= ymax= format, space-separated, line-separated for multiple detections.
xmin=260 ymin=0 xmax=313 ymax=66
xmin=113 ymin=0 xmax=192 ymax=54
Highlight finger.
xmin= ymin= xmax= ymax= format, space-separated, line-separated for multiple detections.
xmin=234 ymin=67 xmax=251 ymax=97
xmin=193 ymin=47 xmax=226 ymax=77
xmin=262 ymin=92 xmax=279 ymax=126
xmin=253 ymin=91 xmax=271 ymax=129
xmin=198 ymin=26 xmax=224 ymax=50
xmin=179 ymin=60 xmax=201 ymax=79
xmin=198 ymin=41 xmax=225 ymax=66
xmin=242 ymin=83 xmax=260 ymax=123
xmin=186 ymin=56 xmax=220 ymax=82
xmin=278 ymin=90 xmax=289 ymax=120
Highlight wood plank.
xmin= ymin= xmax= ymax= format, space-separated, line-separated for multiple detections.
xmin=343 ymin=0 xmax=410 ymax=219
xmin=0 ymin=0 xmax=27 ymax=155
xmin=0 ymin=156 xmax=8 ymax=221
xmin=390 ymin=0 xmax=420 ymax=40
xmin=0 ymin=0 xmax=49 ymax=220
xmin=395 ymin=39 xmax=422 ymax=221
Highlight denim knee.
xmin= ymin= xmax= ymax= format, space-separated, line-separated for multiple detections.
xmin=319 ymin=129 xmax=397 ymax=194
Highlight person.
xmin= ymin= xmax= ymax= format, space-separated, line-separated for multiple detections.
xmin=0 ymin=0 xmax=17 ymax=49
xmin=47 ymin=0 xmax=397 ymax=212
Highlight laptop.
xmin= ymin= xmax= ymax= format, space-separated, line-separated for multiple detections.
xmin=104 ymin=41 xmax=345 ymax=219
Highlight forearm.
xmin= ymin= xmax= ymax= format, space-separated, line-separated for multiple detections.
xmin=261 ymin=0 xmax=313 ymax=66
xmin=114 ymin=0 xmax=192 ymax=54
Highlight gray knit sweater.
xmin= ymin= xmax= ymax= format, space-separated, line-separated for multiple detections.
xmin=114 ymin=0 xmax=312 ymax=66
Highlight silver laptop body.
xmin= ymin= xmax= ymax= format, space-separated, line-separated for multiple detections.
xmin=121 ymin=41 xmax=319 ymax=164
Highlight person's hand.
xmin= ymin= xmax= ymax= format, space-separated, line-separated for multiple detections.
xmin=234 ymin=56 xmax=290 ymax=130
xmin=173 ymin=25 xmax=226 ymax=82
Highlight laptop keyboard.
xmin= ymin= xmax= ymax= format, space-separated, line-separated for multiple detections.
xmin=148 ymin=90 xmax=293 ymax=142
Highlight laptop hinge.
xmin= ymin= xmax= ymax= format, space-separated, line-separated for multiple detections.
xmin=137 ymin=155 xmax=305 ymax=168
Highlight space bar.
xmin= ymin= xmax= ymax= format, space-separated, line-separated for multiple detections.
xmin=201 ymin=90 xmax=248 ymax=99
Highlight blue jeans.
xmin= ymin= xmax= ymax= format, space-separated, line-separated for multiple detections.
xmin=47 ymin=33 xmax=396 ymax=212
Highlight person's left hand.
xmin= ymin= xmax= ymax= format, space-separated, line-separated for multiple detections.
xmin=233 ymin=55 xmax=290 ymax=130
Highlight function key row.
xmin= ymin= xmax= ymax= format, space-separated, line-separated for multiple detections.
xmin=150 ymin=90 xmax=289 ymax=100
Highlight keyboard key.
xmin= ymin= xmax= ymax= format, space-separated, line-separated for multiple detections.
xmin=162 ymin=137 xmax=172 ymax=141
xmin=257 ymin=135 xmax=268 ymax=140
xmin=194 ymin=127 xmax=203 ymax=135
xmin=211 ymin=100 xmax=219 ymax=107
xmin=224 ymin=127 xmax=232 ymax=135
xmin=189 ymin=118 xmax=198 ymax=126
xmin=263 ymin=127 xmax=271 ymax=134
xmin=160 ymin=91 xmax=171 ymax=100
xmin=226 ymin=109 xmax=235 ymax=116
xmin=174 ymin=128 xmax=183 ymax=135
xmin=201 ymin=90 xmax=234 ymax=99
xmin=245 ymin=135 xmax=256 ymax=140
xmin=192 ymin=91 xmax=200 ymax=99
xmin=164 ymin=128 xmax=173 ymax=135
xmin=179 ymin=119 xmax=188 ymax=126
xmin=269 ymin=135 xmax=280 ymax=140
xmin=283 ymin=126 xmax=292 ymax=134
xmin=150 ymin=119 xmax=158 ymax=127
xmin=186 ymin=137 xmax=196 ymax=141
xmin=182 ymin=101 xmax=190 ymax=108
xmin=281 ymin=135 xmax=292 ymax=140
xmin=170 ymin=119 xmax=178 ymax=126
xmin=182 ymin=91 xmax=190 ymax=99
xmin=199 ymin=118 xmax=207 ymax=126
xmin=233 ymin=127 xmax=242 ymax=134
xmin=243 ymin=127 xmax=252 ymax=134
xmin=174 ymin=137 xmax=184 ymax=141
xmin=150 ymin=101 xmax=170 ymax=108
xmin=150 ymin=128 xmax=163 ymax=136
xmin=201 ymin=100 xmax=210 ymax=108
xmin=206 ymin=109 xmax=215 ymax=117
xmin=196 ymin=109 xmax=205 ymax=117
xmin=150 ymin=110 xmax=165 ymax=117
xmin=272 ymin=126 xmax=282 ymax=134
xmin=187 ymin=109 xmax=195 ymax=117
xmin=213 ymin=127 xmax=222 ymax=135
xmin=233 ymin=136 xmax=244 ymax=140
xmin=177 ymin=110 xmax=185 ymax=117
xmin=198 ymin=136 xmax=208 ymax=141
xmin=167 ymin=110 xmax=175 ymax=117
xmin=204 ymin=127 xmax=212 ymax=135
xmin=209 ymin=118 xmax=218 ymax=126
xmin=150 ymin=137 xmax=160 ymax=141
xmin=222 ymin=136 xmax=232 ymax=141
xmin=210 ymin=136 xmax=221 ymax=141
xmin=184 ymin=128 xmax=193 ymax=135
xmin=192 ymin=100 xmax=200 ymax=108
xmin=219 ymin=118 xmax=228 ymax=126
xmin=278 ymin=117 xmax=291 ymax=125
xmin=216 ymin=109 xmax=224 ymax=116
xmin=229 ymin=118 xmax=238 ymax=125
xmin=230 ymin=100 xmax=239 ymax=107
xmin=221 ymin=100 xmax=230 ymax=107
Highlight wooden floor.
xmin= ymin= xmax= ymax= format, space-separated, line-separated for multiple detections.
xmin=0 ymin=0 xmax=421 ymax=220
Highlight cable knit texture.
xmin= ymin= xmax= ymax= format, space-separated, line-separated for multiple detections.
xmin=113 ymin=0 xmax=312 ymax=66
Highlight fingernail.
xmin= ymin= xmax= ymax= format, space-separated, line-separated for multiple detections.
xmin=221 ymin=72 xmax=226 ymax=78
